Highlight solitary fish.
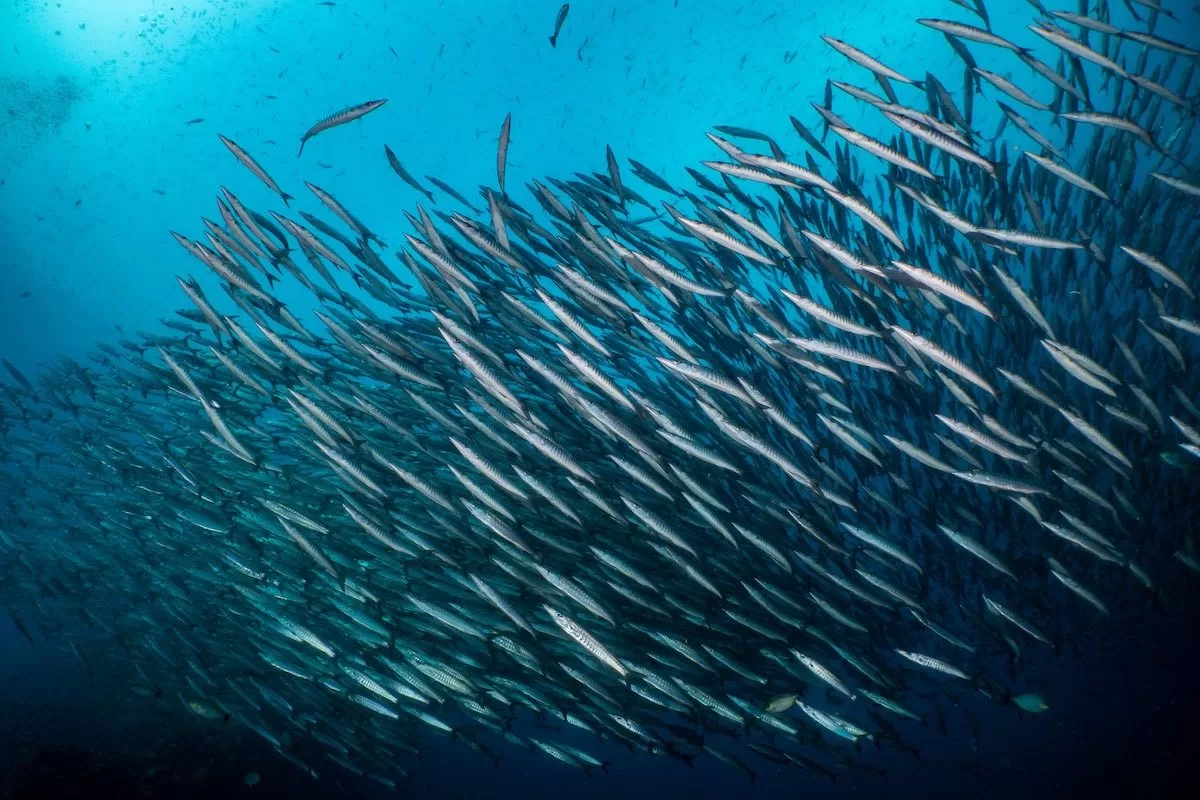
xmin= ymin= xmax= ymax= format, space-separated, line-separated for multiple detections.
xmin=298 ymin=98 xmax=388 ymax=157
xmin=549 ymin=4 xmax=570 ymax=48
xmin=218 ymin=134 xmax=293 ymax=206
xmin=384 ymin=144 xmax=434 ymax=202
xmin=1012 ymin=694 xmax=1049 ymax=713
xmin=497 ymin=113 xmax=512 ymax=194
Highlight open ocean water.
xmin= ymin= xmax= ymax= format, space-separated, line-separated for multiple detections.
xmin=2 ymin=1 xmax=1199 ymax=797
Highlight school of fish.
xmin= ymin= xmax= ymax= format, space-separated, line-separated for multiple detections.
xmin=2 ymin=0 xmax=1199 ymax=790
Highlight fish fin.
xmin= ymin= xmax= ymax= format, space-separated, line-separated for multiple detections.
xmin=280 ymin=192 xmax=294 ymax=207
xmin=549 ymin=36 xmax=558 ymax=47
xmin=297 ymin=139 xmax=307 ymax=158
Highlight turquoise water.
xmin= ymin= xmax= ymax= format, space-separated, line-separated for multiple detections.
xmin=3 ymin=0 xmax=1006 ymax=368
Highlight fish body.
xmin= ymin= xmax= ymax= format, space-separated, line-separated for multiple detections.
xmin=298 ymin=99 xmax=387 ymax=157
xmin=218 ymin=135 xmax=293 ymax=205
xmin=549 ymin=4 xmax=570 ymax=47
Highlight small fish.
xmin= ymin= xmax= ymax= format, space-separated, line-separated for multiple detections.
xmin=1012 ymin=694 xmax=1049 ymax=713
xmin=3 ymin=359 xmax=34 ymax=392
xmin=549 ymin=3 xmax=570 ymax=48
xmin=9 ymin=612 xmax=34 ymax=645
xmin=426 ymin=175 xmax=480 ymax=212
xmin=217 ymin=134 xmax=293 ymax=205
xmin=605 ymin=144 xmax=623 ymax=206
xmin=384 ymin=145 xmax=434 ymax=202
xmin=497 ymin=113 xmax=512 ymax=194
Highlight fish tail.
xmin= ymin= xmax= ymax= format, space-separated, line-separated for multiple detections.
xmin=297 ymin=138 xmax=307 ymax=158
xmin=549 ymin=36 xmax=557 ymax=47
xmin=280 ymin=192 xmax=294 ymax=207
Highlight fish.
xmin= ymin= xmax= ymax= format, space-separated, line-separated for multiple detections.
xmin=384 ymin=145 xmax=435 ymax=202
xmin=218 ymin=134 xmax=294 ymax=205
xmin=1011 ymin=694 xmax=1049 ymax=713
xmin=3 ymin=359 xmax=34 ymax=392
xmin=497 ymin=113 xmax=512 ymax=195
xmin=549 ymin=4 xmax=570 ymax=48
xmin=764 ymin=693 xmax=800 ymax=714
xmin=9 ymin=611 xmax=34 ymax=645
xmin=820 ymin=35 xmax=919 ymax=86
xmin=425 ymin=175 xmax=480 ymax=211
xmin=298 ymin=98 xmax=388 ymax=157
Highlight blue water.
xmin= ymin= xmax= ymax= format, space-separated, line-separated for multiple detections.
xmin=2 ymin=0 xmax=1010 ymax=371
xmin=3 ymin=0 xmax=1200 ymax=797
